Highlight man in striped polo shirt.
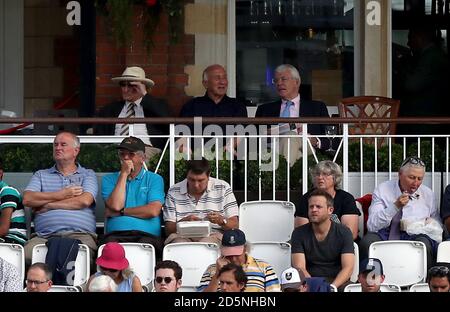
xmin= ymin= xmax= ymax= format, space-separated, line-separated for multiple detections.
xmin=23 ymin=131 xmax=98 ymax=264
xmin=163 ymin=157 xmax=238 ymax=245
xmin=198 ymin=229 xmax=280 ymax=292
xmin=0 ymin=157 xmax=27 ymax=245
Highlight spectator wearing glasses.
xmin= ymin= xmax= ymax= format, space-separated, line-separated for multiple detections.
xmin=428 ymin=264 xmax=450 ymax=292
xmin=94 ymin=66 xmax=169 ymax=157
xmin=101 ymin=137 xmax=165 ymax=258
xmin=87 ymin=242 xmax=142 ymax=292
xmin=0 ymin=257 xmax=22 ymax=292
xmin=295 ymin=161 xmax=361 ymax=240
xmin=360 ymin=156 xmax=441 ymax=268
xmin=255 ymin=64 xmax=331 ymax=164
xmin=26 ymin=262 xmax=53 ymax=292
xmin=154 ymin=260 xmax=182 ymax=292
xmin=218 ymin=263 xmax=247 ymax=292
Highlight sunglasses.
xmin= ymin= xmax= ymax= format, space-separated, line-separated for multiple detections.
xmin=119 ymin=82 xmax=139 ymax=88
xmin=400 ymin=156 xmax=425 ymax=168
xmin=26 ymin=279 xmax=49 ymax=285
xmin=100 ymin=266 xmax=119 ymax=273
xmin=429 ymin=266 xmax=450 ymax=275
xmin=155 ymin=276 xmax=174 ymax=284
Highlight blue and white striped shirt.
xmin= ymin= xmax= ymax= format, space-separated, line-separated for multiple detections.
xmin=25 ymin=164 xmax=98 ymax=236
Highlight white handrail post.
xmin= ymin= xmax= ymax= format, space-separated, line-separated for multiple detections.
xmin=343 ymin=124 xmax=349 ymax=191
xmin=169 ymin=123 xmax=175 ymax=187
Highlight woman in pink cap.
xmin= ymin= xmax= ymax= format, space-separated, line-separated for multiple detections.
xmin=87 ymin=242 xmax=142 ymax=292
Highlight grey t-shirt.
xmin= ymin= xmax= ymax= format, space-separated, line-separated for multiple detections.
xmin=291 ymin=222 xmax=354 ymax=279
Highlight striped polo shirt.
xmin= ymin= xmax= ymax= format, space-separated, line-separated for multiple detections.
xmin=25 ymin=164 xmax=98 ymax=236
xmin=198 ymin=254 xmax=281 ymax=292
xmin=0 ymin=181 xmax=27 ymax=245
xmin=163 ymin=177 xmax=238 ymax=231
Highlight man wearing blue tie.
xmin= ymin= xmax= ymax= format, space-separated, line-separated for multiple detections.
xmin=255 ymin=64 xmax=331 ymax=163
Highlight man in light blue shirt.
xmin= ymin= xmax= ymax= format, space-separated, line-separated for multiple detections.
xmin=23 ymin=131 xmax=98 ymax=264
xmin=101 ymin=136 xmax=165 ymax=258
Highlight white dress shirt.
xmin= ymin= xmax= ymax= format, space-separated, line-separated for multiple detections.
xmin=114 ymin=96 xmax=152 ymax=145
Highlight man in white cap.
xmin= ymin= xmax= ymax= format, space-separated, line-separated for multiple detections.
xmin=94 ymin=66 xmax=169 ymax=156
xmin=280 ymin=267 xmax=307 ymax=292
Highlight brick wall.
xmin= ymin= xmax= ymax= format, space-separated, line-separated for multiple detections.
xmin=95 ymin=5 xmax=194 ymax=116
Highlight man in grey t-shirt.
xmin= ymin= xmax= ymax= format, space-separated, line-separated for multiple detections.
xmin=291 ymin=189 xmax=354 ymax=290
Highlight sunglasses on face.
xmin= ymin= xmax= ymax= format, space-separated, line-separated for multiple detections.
xmin=155 ymin=276 xmax=174 ymax=284
xmin=400 ymin=156 xmax=425 ymax=168
xmin=100 ymin=266 xmax=119 ymax=273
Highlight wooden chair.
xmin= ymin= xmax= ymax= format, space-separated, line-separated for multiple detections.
xmin=338 ymin=96 xmax=400 ymax=146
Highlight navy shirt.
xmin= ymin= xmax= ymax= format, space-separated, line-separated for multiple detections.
xmin=180 ymin=94 xmax=248 ymax=119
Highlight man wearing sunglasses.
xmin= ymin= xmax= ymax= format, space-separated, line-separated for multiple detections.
xmin=360 ymin=156 xmax=441 ymax=268
xmin=94 ymin=66 xmax=169 ymax=157
xmin=154 ymin=260 xmax=182 ymax=292
xmin=428 ymin=264 xmax=450 ymax=292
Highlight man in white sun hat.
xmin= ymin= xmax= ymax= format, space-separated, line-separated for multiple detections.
xmin=94 ymin=66 xmax=169 ymax=157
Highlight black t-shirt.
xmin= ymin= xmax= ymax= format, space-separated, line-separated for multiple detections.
xmin=291 ymin=222 xmax=354 ymax=279
xmin=295 ymin=189 xmax=360 ymax=220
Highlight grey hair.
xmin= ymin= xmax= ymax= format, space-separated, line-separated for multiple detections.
xmin=28 ymin=262 xmax=52 ymax=281
xmin=202 ymin=64 xmax=225 ymax=81
xmin=56 ymin=131 xmax=80 ymax=148
xmin=310 ymin=160 xmax=342 ymax=188
xmin=274 ymin=64 xmax=301 ymax=83
xmin=89 ymin=275 xmax=118 ymax=292
xmin=399 ymin=163 xmax=425 ymax=174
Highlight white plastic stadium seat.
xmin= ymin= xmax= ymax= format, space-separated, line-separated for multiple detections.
xmin=178 ymin=286 xmax=198 ymax=292
xmin=437 ymin=241 xmax=450 ymax=263
xmin=32 ymin=243 xmax=90 ymax=287
xmin=248 ymin=241 xmax=291 ymax=279
xmin=239 ymin=201 xmax=295 ymax=242
xmin=368 ymin=240 xmax=427 ymax=287
xmin=351 ymin=242 xmax=359 ymax=282
xmin=409 ymin=283 xmax=430 ymax=292
xmin=0 ymin=243 xmax=25 ymax=282
xmin=98 ymin=243 xmax=155 ymax=288
xmin=163 ymin=242 xmax=220 ymax=287
xmin=48 ymin=285 xmax=81 ymax=292
xmin=330 ymin=284 xmax=337 ymax=292
xmin=344 ymin=283 xmax=401 ymax=292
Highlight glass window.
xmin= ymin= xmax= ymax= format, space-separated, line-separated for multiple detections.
xmin=236 ymin=0 xmax=355 ymax=109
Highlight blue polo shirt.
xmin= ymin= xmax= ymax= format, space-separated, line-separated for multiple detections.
xmin=102 ymin=168 xmax=165 ymax=236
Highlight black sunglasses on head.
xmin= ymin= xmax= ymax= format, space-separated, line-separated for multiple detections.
xmin=400 ymin=156 xmax=425 ymax=168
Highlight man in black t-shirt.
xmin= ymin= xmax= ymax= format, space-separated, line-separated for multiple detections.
xmin=291 ymin=189 xmax=354 ymax=291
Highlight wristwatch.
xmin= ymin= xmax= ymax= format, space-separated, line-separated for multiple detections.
xmin=120 ymin=208 xmax=125 ymax=216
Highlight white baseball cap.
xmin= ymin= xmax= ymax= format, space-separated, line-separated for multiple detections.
xmin=280 ymin=267 xmax=303 ymax=290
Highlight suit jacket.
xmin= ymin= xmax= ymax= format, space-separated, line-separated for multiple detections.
xmin=255 ymin=98 xmax=331 ymax=149
xmin=94 ymin=94 xmax=170 ymax=149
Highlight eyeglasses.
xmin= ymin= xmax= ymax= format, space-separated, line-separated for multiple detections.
xmin=315 ymin=172 xmax=333 ymax=178
xmin=119 ymin=82 xmax=139 ymax=88
xmin=271 ymin=77 xmax=296 ymax=84
xmin=155 ymin=276 xmax=174 ymax=284
xmin=100 ymin=266 xmax=119 ymax=273
xmin=400 ymin=156 xmax=425 ymax=168
xmin=118 ymin=150 xmax=137 ymax=158
xmin=429 ymin=266 xmax=450 ymax=276
xmin=26 ymin=279 xmax=49 ymax=285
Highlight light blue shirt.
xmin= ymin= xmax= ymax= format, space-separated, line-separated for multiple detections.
xmin=102 ymin=168 xmax=165 ymax=236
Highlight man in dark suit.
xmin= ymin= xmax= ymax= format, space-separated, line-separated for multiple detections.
xmin=255 ymin=64 xmax=331 ymax=163
xmin=94 ymin=66 xmax=169 ymax=157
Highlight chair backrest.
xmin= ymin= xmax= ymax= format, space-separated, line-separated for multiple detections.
xmin=344 ymin=283 xmax=401 ymax=292
xmin=330 ymin=284 xmax=337 ymax=292
xmin=368 ymin=240 xmax=427 ymax=287
xmin=31 ymin=243 xmax=90 ymax=287
xmin=239 ymin=201 xmax=295 ymax=242
xmin=351 ymin=242 xmax=359 ymax=283
xmin=48 ymin=285 xmax=81 ymax=292
xmin=248 ymin=241 xmax=291 ymax=279
xmin=355 ymin=201 xmax=365 ymax=240
xmin=178 ymin=286 xmax=198 ymax=292
xmin=163 ymin=242 xmax=220 ymax=287
xmin=338 ymin=96 xmax=400 ymax=145
xmin=97 ymin=243 xmax=155 ymax=287
xmin=0 ymin=243 xmax=25 ymax=282
xmin=437 ymin=241 xmax=450 ymax=262
xmin=409 ymin=282 xmax=430 ymax=292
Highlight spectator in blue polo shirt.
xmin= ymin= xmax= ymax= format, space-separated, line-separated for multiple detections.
xmin=101 ymin=136 xmax=165 ymax=258
xmin=23 ymin=131 xmax=98 ymax=264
